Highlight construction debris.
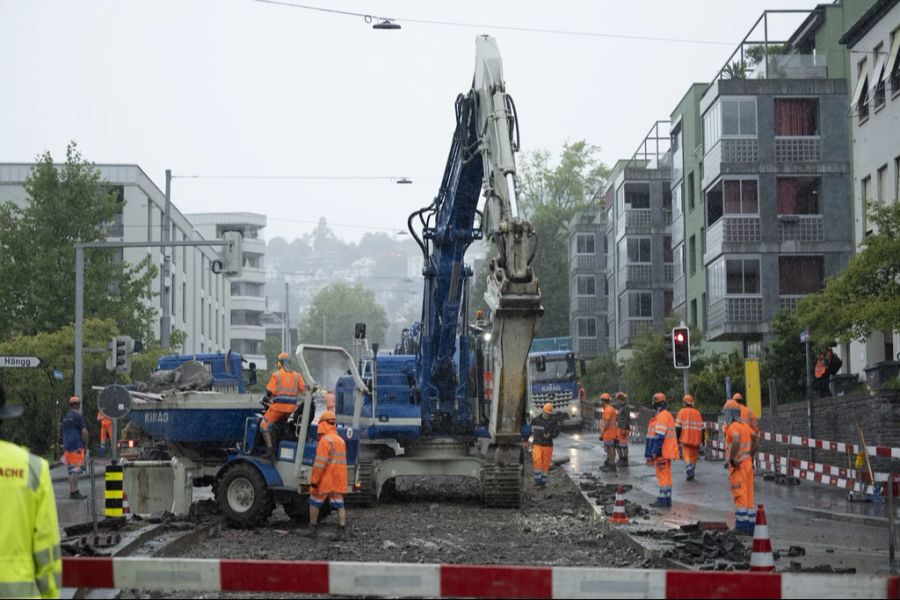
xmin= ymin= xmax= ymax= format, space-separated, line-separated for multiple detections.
xmin=632 ymin=528 xmax=750 ymax=567
xmin=578 ymin=474 xmax=649 ymax=519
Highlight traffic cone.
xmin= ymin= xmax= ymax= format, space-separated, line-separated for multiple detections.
xmin=749 ymin=504 xmax=774 ymax=572
xmin=609 ymin=485 xmax=629 ymax=524
xmin=122 ymin=492 xmax=131 ymax=520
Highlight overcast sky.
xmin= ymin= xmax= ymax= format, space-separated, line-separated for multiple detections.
xmin=1 ymin=0 xmax=816 ymax=242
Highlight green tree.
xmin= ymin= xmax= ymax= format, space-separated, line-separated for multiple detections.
xmin=0 ymin=142 xmax=157 ymax=341
xmin=581 ymin=352 xmax=623 ymax=398
xmin=298 ymin=283 xmax=389 ymax=353
xmin=796 ymin=201 xmax=900 ymax=345
xmin=689 ymin=351 xmax=744 ymax=412
xmin=760 ymin=310 xmax=807 ymax=405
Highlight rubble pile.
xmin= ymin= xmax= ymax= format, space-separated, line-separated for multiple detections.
xmin=578 ymin=474 xmax=649 ymax=519
xmin=633 ymin=524 xmax=751 ymax=569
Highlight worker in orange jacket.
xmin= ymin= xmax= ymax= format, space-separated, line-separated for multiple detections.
xmin=675 ymin=395 xmax=704 ymax=481
xmin=300 ymin=410 xmax=348 ymax=539
xmin=732 ymin=392 xmax=759 ymax=470
xmin=97 ymin=410 xmax=113 ymax=456
xmin=599 ymin=393 xmax=618 ymax=472
xmin=261 ymin=352 xmax=306 ymax=458
xmin=648 ymin=392 xmax=678 ymax=508
xmin=530 ymin=403 xmax=560 ymax=488
xmin=723 ymin=399 xmax=755 ymax=535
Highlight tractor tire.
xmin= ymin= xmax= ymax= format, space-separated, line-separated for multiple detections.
xmin=281 ymin=496 xmax=310 ymax=525
xmin=216 ymin=462 xmax=275 ymax=528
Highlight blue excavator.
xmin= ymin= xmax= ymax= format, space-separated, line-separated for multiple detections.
xmin=320 ymin=35 xmax=543 ymax=508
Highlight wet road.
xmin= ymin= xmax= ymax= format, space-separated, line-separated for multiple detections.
xmin=557 ymin=431 xmax=899 ymax=574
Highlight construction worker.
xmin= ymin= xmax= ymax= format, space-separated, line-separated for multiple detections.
xmin=675 ymin=394 xmax=704 ymax=481
xmin=599 ymin=393 xmax=618 ymax=472
xmin=723 ymin=399 xmax=755 ymax=535
xmin=648 ymin=392 xmax=678 ymax=508
xmin=614 ymin=392 xmax=631 ymax=467
xmin=530 ymin=402 xmax=560 ymax=488
xmin=0 ymin=385 xmax=62 ymax=599
xmin=62 ymin=396 xmax=88 ymax=500
xmin=96 ymin=410 xmax=113 ymax=457
xmin=325 ymin=390 xmax=336 ymax=412
xmin=301 ymin=411 xmax=347 ymax=539
xmin=261 ymin=351 xmax=306 ymax=458
xmin=732 ymin=392 xmax=760 ymax=470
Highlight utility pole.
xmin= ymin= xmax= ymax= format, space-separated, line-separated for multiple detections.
xmin=161 ymin=169 xmax=172 ymax=349
xmin=284 ymin=282 xmax=290 ymax=351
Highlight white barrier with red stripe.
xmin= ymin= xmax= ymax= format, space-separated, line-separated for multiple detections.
xmin=62 ymin=557 xmax=899 ymax=598
xmin=704 ymin=422 xmax=900 ymax=460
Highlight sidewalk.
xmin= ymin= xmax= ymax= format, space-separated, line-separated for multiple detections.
xmin=50 ymin=456 xmax=110 ymax=483
xmin=558 ymin=432 xmax=897 ymax=575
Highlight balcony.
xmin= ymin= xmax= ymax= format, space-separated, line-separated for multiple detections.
xmin=229 ymin=324 xmax=266 ymax=342
xmin=664 ymin=264 xmax=674 ymax=282
xmin=230 ymin=295 xmax=266 ymax=313
xmin=574 ymin=254 xmax=597 ymax=270
xmin=672 ymin=213 xmax=684 ymax=247
xmin=626 ymin=264 xmax=652 ymax=284
xmin=242 ymin=237 xmax=266 ymax=257
xmin=777 ymin=215 xmax=823 ymax=243
xmin=238 ymin=266 xmax=267 ymax=284
xmin=572 ymin=296 xmax=602 ymax=313
xmin=664 ymin=210 xmax=672 ymax=227
xmin=618 ymin=319 xmax=652 ymax=348
xmin=704 ymin=216 xmax=761 ymax=265
xmin=779 ymin=295 xmax=803 ymax=313
xmin=673 ymin=275 xmax=686 ymax=308
xmin=575 ymin=338 xmax=600 ymax=358
xmin=775 ymin=137 xmax=821 ymax=163
xmin=706 ymin=296 xmax=765 ymax=340
xmin=617 ymin=209 xmax=652 ymax=237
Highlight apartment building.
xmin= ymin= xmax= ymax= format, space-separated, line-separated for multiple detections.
xmin=187 ymin=213 xmax=268 ymax=370
xmin=567 ymin=207 xmax=608 ymax=358
xmin=604 ymin=122 xmax=674 ymax=353
xmin=0 ymin=163 xmax=229 ymax=353
xmin=841 ymin=0 xmax=900 ymax=371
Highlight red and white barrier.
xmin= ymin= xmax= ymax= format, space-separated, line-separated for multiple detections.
xmin=704 ymin=422 xmax=900 ymax=460
xmin=62 ymin=557 xmax=900 ymax=598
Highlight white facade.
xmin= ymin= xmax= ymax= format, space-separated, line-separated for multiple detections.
xmin=0 ymin=163 xmax=229 ymax=354
xmin=187 ymin=213 xmax=268 ymax=370
xmin=843 ymin=3 xmax=900 ymax=373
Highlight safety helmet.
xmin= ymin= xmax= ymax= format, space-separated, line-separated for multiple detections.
xmin=722 ymin=398 xmax=742 ymax=423
xmin=277 ymin=351 xmax=290 ymax=361
xmin=682 ymin=394 xmax=695 ymax=406
xmin=68 ymin=395 xmax=81 ymax=405
xmin=600 ymin=392 xmax=612 ymax=402
xmin=615 ymin=392 xmax=627 ymax=402
xmin=542 ymin=402 xmax=554 ymax=414
xmin=319 ymin=410 xmax=336 ymax=423
xmin=732 ymin=392 xmax=744 ymax=404
xmin=652 ymin=392 xmax=667 ymax=406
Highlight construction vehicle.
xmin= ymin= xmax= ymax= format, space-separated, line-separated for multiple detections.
xmin=119 ymin=348 xmax=365 ymax=527
xmin=526 ymin=349 xmax=585 ymax=428
xmin=325 ymin=35 xmax=542 ymax=508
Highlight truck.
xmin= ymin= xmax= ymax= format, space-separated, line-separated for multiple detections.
xmin=326 ymin=35 xmax=543 ymax=508
xmin=526 ymin=349 xmax=585 ymax=428
xmin=118 ymin=347 xmax=366 ymax=527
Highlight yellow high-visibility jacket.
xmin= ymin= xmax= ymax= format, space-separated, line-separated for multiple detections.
xmin=0 ymin=440 xmax=61 ymax=599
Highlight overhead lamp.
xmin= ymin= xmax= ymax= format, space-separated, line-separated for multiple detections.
xmin=372 ymin=18 xmax=401 ymax=30
xmin=396 ymin=177 xmax=413 ymax=184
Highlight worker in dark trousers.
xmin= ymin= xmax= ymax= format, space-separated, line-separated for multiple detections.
xmin=530 ymin=403 xmax=560 ymax=488
xmin=615 ymin=392 xmax=631 ymax=466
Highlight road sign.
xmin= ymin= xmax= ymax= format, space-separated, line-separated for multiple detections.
xmin=52 ymin=369 xmax=65 ymax=380
xmin=800 ymin=328 xmax=812 ymax=344
xmin=0 ymin=356 xmax=42 ymax=368
xmin=98 ymin=384 xmax=133 ymax=420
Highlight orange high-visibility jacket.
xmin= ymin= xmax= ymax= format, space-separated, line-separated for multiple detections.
xmin=310 ymin=422 xmax=348 ymax=495
xmin=738 ymin=405 xmax=759 ymax=437
xmin=600 ymin=404 xmax=618 ymax=441
xmin=266 ymin=368 xmax=305 ymax=404
xmin=675 ymin=407 xmax=704 ymax=447
xmin=725 ymin=421 xmax=753 ymax=464
xmin=654 ymin=409 xmax=679 ymax=460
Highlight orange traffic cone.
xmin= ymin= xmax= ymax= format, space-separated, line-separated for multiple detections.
xmin=122 ymin=491 xmax=131 ymax=519
xmin=609 ymin=485 xmax=629 ymax=524
xmin=749 ymin=504 xmax=774 ymax=572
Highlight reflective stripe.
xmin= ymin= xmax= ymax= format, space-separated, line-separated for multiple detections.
xmin=54 ymin=572 xmax=62 ymax=589
xmin=33 ymin=546 xmax=58 ymax=569
xmin=35 ymin=573 xmax=52 ymax=594
xmin=0 ymin=580 xmax=40 ymax=597
xmin=27 ymin=453 xmax=42 ymax=492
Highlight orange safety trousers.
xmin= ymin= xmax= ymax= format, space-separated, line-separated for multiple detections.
xmin=729 ymin=459 xmax=754 ymax=510
xmin=655 ymin=459 xmax=672 ymax=487
xmin=260 ymin=403 xmax=295 ymax=432
xmin=682 ymin=445 xmax=699 ymax=465
xmin=99 ymin=420 xmax=113 ymax=444
xmin=532 ymin=444 xmax=552 ymax=474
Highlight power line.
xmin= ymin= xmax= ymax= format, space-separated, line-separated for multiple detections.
xmin=171 ymin=174 xmax=436 ymax=181
xmin=249 ymin=0 xmax=734 ymax=47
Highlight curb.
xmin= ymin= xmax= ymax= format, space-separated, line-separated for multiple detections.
xmin=793 ymin=506 xmax=891 ymax=528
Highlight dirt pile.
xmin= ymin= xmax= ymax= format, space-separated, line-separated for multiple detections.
xmin=578 ymin=473 xmax=650 ymax=520
xmin=632 ymin=525 xmax=750 ymax=569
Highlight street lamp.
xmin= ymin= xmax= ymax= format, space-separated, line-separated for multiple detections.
xmin=396 ymin=177 xmax=413 ymax=184
xmin=372 ymin=18 xmax=401 ymax=30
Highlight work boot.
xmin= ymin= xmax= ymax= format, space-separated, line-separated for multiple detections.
xmin=69 ymin=491 xmax=87 ymax=500
xmin=686 ymin=472 xmax=695 ymax=481
xmin=601 ymin=464 xmax=617 ymax=473
xmin=650 ymin=499 xmax=670 ymax=509
xmin=331 ymin=526 xmax=348 ymax=541
xmin=298 ymin=526 xmax=318 ymax=538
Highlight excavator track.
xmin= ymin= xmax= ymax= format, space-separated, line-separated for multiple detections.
xmin=482 ymin=445 xmax=524 ymax=508
xmin=345 ymin=454 xmax=376 ymax=507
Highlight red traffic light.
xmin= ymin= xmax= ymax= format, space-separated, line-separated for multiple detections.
xmin=674 ymin=332 xmax=686 ymax=343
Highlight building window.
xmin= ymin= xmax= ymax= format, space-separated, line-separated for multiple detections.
xmin=674 ymin=244 xmax=684 ymax=279
xmin=689 ymin=235 xmax=697 ymax=276
xmin=703 ymin=101 xmax=720 ymax=152
xmin=575 ymin=233 xmax=595 ymax=254
xmin=663 ymin=186 xmax=672 ymax=212
xmin=707 ymin=179 xmax=757 ymax=224
xmin=889 ymin=30 xmax=900 ymax=94
xmin=877 ymin=164 xmax=888 ymax=205
xmin=687 ymin=172 xmax=696 ymax=211
xmin=774 ymin=98 xmax=819 ymax=136
xmin=626 ymin=238 xmax=651 ymax=263
xmin=852 ymin=57 xmax=870 ymax=121
xmin=777 ymin=177 xmax=820 ymax=214
xmin=663 ymin=236 xmax=673 ymax=263
xmin=577 ymin=317 xmax=597 ymax=338
xmin=182 ymin=282 xmax=186 ymax=319
xmin=617 ymin=182 xmax=651 ymax=211
xmin=576 ymin=275 xmax=596 ymax=296
xmin=673 ymin=184 xmax=683 ymax=218
xmin=873 ymin=44 xmax=887 ymax=110
xmin=862 ymin=176 xmax=872 ymax=237
xmin=690 ymin=299 xmax=698 ymax=327
xmin=721 ymin=98 xmax=757 ymax=137
xmin=895 ymin=156 xmax=900 ymax=204
xmin=779 ymin=256 xmax=824 ymax=295
xmin=701 ymin=292 xmax=707 ymax=328
xmin=664 ymin=290 xmax=673 ymax=316
xmin=628 ymin=292 xmax=652 ymax=318
xmin=725 ymin=259 xmax=760 ymax=295
xmin=201 ymin=302 xmax=206 ymax=335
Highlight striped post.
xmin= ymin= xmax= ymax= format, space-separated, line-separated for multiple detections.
xmin=749 ymin=504 xmax=775 ymax=572
xmin=104 ymin=463 xmax=124 ymax=518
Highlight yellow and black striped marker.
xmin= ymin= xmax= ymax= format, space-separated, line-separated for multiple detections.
xmin=104 ymin=463 xmax=124 ymax=518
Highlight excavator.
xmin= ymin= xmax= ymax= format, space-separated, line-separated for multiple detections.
xmin=321 ymin=35 xmax=543 ymax=507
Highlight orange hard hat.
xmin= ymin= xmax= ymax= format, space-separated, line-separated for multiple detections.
xmin=542 ymin=402 xmax=553 ymax=414
xmin=319 ymin=410 xmax=336 ymax=423
xmin=68 ymin=395 xmax=81 ymax=405
xmin=277 ymin=351 xmax=290 ymax=360
xmin=653 ymin=392 xmax=666 ymax=404
xmin=683 ymin=394 xmax=695 ymax=405
xmin=600 ymin=393 xmax=612 ymax=402
xmin=722 ymin=399 xmax=741 ymax=411
xmin=732 ymin=392 xmax=744 ymax=402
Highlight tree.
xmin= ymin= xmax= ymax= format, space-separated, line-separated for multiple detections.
xmin=581 ymin=352 xmax=623 ymax=398
xmin=298 ymin=283 xmax=389 ymax=353
xmin=0 ymin=142 xmax=157 ymax=341
xmin=796 ymin=201 xmax=900 ymax=345
xmin=760 ymin=310 xmax=807 ymax=405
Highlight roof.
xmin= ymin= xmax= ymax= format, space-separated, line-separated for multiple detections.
xmin=840 ymin=0 xmax=900 ymax=47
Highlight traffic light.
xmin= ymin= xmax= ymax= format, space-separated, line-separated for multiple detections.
xmin=672 ymin=326 xmax=691 ymax=369
xmin=107 ymin=336 xmax=133 ymax=374
xmin=663 ymin=332 xmax=674 ymax=363
xmin=220 ymin=230 xmax=244 ymax=276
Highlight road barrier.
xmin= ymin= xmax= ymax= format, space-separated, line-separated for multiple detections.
xmin=62 ymin=557 xmax=899 ymax=598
